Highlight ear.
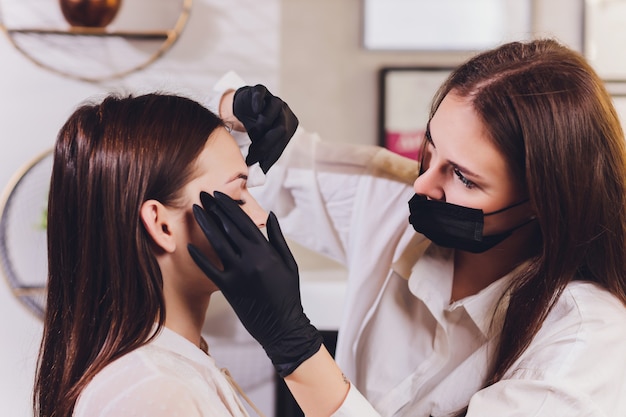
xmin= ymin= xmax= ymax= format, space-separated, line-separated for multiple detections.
xmin=140 ymin=199 xmax=176 ymax=253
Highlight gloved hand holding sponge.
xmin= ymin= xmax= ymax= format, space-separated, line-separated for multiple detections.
xmin=233 ymin=84 xmax=299 ymax=174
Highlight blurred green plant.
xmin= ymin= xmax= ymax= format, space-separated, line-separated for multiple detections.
xmin=37 ymin=206 xmax=47 ymax=231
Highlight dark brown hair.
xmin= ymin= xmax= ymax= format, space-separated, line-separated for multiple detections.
xmin=34 ymin=93 xmax=224 ymax=417
xmin=430 ymin=39 xmax=626 ymax=414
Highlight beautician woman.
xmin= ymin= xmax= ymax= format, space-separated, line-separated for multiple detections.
xmin=190 ymin=39 xmax=626 ymax=416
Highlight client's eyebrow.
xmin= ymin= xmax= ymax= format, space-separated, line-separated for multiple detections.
xmin=227 ymin=173 xmax=248 ymax=182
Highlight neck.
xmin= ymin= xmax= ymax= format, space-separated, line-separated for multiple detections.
xmin=162 ymin=286 xmax=213 ymax=348
xmin=451 ymin=221 xmax=539 ymax=302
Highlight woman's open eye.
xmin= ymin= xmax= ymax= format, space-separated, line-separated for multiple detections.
xmin=453 ymin=167 xmax=475 ymax=189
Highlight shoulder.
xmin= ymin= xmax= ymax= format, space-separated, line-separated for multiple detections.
xmin=74 ymin=346 xmax=208 ymax=417
xmin=528 ymin=281 xmax=626 ymax=352
xmin=549 ymin=281 xmax=626 ymax=334
xmin=490 ymin=283 xmax=626 ymax=416
xmin=511 ymin=282 xmax=626 ymax=399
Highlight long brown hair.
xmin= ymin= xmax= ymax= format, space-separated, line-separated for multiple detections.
xmin=34 ymin=93 xmax=224 ymax=417
xmin=430 ymin=39 xmax=626 ymax=410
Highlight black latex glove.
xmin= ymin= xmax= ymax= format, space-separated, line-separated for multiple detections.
xmin=188 ymin=191 xmax=322 ymax=377
xmin=233 ymin=85 xmax=299 ymax=174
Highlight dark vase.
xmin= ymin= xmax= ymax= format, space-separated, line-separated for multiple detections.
xmin=59 ymin=0 xmax=122 ymax=28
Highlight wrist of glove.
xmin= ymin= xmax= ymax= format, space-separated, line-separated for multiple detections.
xmin=233 ymin=85 xmax=299 ymax=174
xmin=188 ymin=191 xmax=321 ymax=377
xmin=263 ymin=312 xmax=324 ymax=377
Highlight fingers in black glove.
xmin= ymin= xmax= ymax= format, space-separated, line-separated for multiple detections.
xmin=233 ymin=85 xmax=283 ymax=134
xmin=233 ymin=84 xmax=299 ymax=173
xmin=188 ymin=204 xmax=238 ymax=292
xmin=208 ymin=191 xmax=297 ymax=271
xmin=266 ymin=212 xmax=298 ymax=274
xmin=204 ymin=191 xmax=267 ymax=243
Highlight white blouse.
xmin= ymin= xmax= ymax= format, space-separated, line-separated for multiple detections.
xmin=73 ymin=327 xmax=250 ymax=417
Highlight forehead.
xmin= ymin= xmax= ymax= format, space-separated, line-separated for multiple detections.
xmin=429 ymin=93 xmax=510 ymax=181
xmin=192 ymin=126 xmax=247 ymax=179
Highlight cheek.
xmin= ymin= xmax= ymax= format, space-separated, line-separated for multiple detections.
xmin=482 ymin=215 xmax=508 ymax=235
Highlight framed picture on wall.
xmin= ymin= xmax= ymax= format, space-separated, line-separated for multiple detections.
xmin=379 ymin=67 xmax=453 ymax=160
xmin=363 ymin=0 xmax=533 ymax=51
xmin=584 ymin=0 xmax=626 ymax=80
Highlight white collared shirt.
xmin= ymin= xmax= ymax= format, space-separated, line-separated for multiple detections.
xmin=73 ymin=326 xmax=250 ymax=417
xmin=249 ymin=126 xmax=626 ymax=417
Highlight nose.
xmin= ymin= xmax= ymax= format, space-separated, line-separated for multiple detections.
xmin=241 ymin=193 xmax=268 ymax=228
xmin=413 ymin=167 xmax=445 ymax=201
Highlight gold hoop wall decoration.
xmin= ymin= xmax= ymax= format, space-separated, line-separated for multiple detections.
xmin=0 ymin=148 xmax=53 ymax=320
xmin=0 ymin=0 xmax=192 ymax=83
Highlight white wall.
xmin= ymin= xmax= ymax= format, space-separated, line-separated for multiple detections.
xmin=0 ymin=0 xmax=587 ymax=415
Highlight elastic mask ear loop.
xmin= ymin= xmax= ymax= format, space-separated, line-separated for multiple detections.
xmin=484 ymin=198 xmax=538 ymax=237
xmin=500 ymin=215 xmax=538 ymax=236
xmin=484 ymin=199 xmax=530 ymax=216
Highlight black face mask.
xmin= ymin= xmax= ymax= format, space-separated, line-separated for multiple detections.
xmin=408 ymin=194 xmax=532 ymax=253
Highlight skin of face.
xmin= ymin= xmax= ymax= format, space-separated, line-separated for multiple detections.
xmin=414 ymin=92 xmax=531 ymax=236
xmin=166 ymin=126 xmax=268 ymax=296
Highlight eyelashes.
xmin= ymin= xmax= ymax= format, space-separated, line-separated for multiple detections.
xmin=453 ymin=167 xmax=475 ymax=189
xmin=425 ymin=128 xmax=433 ymax=145
xmin=424 ymin=126 xmax=477 ymax=190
